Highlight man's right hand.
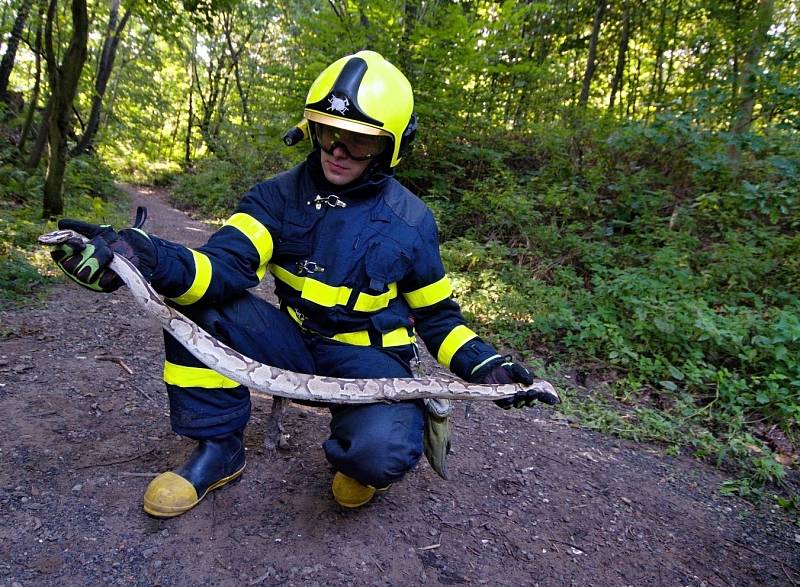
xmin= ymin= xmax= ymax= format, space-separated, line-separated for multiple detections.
xmin=51 ymin=219 xmax=156 ymax=292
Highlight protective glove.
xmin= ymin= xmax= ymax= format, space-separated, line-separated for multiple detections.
xmin=470 ymin=355 xmax=560 ymax=409
xmin=50 ymin=210 xmax=156 ymax=293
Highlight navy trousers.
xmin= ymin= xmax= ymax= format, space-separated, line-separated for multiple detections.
xmin=163 ymin=292 xmax=425 ymax=488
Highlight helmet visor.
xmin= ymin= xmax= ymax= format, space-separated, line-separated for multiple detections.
xmin=314 ymin=124 xmax=388 ymax=161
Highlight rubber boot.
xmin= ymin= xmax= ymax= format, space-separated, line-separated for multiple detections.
xmin=143 ymin=430 xmax=246 ymax=518
xmin=331 ymin=472 xmax=391 ymax=508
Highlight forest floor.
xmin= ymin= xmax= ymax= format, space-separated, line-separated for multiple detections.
xmin=0 ymin=185 xmax=798 ymax=587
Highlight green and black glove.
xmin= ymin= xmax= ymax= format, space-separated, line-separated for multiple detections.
xmin=51 ymin=209 xmax=156 ymax=293
xmin=470 ymin=355 xmax=560 ymax=409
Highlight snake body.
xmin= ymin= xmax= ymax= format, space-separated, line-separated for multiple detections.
xmin=39 ymin=229 xmax=559 ymax=404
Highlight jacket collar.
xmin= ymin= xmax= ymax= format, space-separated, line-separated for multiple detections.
xmin=305 ymin=150 xmax=393 ymax=201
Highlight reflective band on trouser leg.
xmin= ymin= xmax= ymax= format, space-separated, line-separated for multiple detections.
xmin=163 ymin=361 xmax=241 ymax=389
xmin=403 ymin=276 xmax=453 ymax=309
xmin=169 ymin=249 xmax=212 ymax=305
xmin=436 ymin=325 xmax=478 ymax=369
xmin=223 ymin=213 xmax=273 ymax=280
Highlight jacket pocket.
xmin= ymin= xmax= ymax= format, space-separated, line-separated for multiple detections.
xmin=364 ymin=241 xmax=411 ymax=292
xmin=276 ymin=216 xmax=317 ymax=259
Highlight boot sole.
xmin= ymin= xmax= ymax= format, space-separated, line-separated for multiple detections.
xmin=143 ymin=463 xmax=246 ymax=518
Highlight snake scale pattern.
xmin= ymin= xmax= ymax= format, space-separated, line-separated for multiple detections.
xmin=39 ymin=229 xmax=559 ymax=404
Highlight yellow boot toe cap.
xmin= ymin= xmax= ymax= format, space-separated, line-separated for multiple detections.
xmin=143 ymin=471 xmax=199 ymax=518
xmin=332 ymin=472 xmax=376 ymax=508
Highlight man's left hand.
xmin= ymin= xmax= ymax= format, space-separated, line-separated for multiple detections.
xmin=471 ymin=357 xmax=560 ymax=409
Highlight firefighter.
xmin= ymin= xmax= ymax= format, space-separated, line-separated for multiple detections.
xmin=51 ymin=51 xmax=558 ymax=517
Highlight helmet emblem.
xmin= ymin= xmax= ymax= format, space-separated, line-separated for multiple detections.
xmin=326 ymin=94 xmax=350 ymax=115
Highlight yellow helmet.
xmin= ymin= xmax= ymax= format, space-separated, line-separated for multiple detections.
xmin=304 ymin=50 xmax=417 ymax=168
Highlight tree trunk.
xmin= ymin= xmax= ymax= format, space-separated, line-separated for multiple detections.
xmin=579 ymin=0 xmax=606 ymax=108
xmin=42 ymin=0 xmax=89 ymax=219
xmin=660 ymin=0 xmax=683 ymax=104
xmin=0 ymin=0 xmax=33 ymax=102
xmin=220 ymin=17 xmax=250 ymax=127
xmin=184 ymin=38 xmax=194 ymax=167
xmin=608 ymin=1 xmax=631 ymax=112
xmin=19 ymin=0 xmax=44 ymax=153
xmin=26 ymin=96 xmax=49 ymax=168
xmin=649 ymin=0 xmax=668 ymax=111
xmin=72 ymin=0 xmax=132 ymax=156
xmin=730 ymin=0 xmax=744 ymax=110
xmin=193 ymin=35 xmax=232 ymax=159
xmin=728 ymin=0 xmax=775 ymax=166
xmin=222 ymin=14 xmax=250 ymax=126
xmin=399 ymin=0 xmax=418 ymax=76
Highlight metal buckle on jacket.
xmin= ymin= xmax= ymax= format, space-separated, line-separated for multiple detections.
xmin=309 ymin=194 xmax=347 ymax=210
xmin=296 ymin=259 xmax=326 ymax=275
xmin=412 ymin=343 xmax=424 ymax=378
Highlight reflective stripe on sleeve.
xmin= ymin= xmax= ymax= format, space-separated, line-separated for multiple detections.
xmin=403 ymin=276 xmax=453 ymax=309
xmin=224 ymin=213 xmax=273 ymax=279
xmin=169 ymin=249 xmax=212 ymax=305
xmin=436 ymin=325 xmax=478 ymax=369
xmin=470 ymin=354 xmax=502 ymax=376
xmin=163 ymin=361 xmax=240 ymax=389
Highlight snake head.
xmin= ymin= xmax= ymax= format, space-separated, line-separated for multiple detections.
xmin=38 ymin=229 xmax=88 ymax=247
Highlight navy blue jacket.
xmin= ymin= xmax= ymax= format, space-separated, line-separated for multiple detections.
xmin=147 ymin=155 xmax=499 ymax=381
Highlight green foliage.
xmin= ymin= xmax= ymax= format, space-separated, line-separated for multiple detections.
xmin=0 ymin=153 xmax=129 ymax=309
xmin=170 ymin=130 xmax=304 ymax=218
xmin=0 ymin=250 xmax=49 ymax=307
xmin=437 ymin=117 xmax=799 ymax=501
xmin=64 ymin=155 xmax=121 ymax=201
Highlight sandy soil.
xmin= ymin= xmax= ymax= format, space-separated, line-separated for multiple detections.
xmin=0 ymin=185 xmax=798 ymax=586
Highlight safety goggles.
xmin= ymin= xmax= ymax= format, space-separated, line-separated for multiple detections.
xmin=314 ymin=124 xmax=389 ymax=161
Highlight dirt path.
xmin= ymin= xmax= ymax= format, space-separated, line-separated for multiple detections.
xmin=1 ymin=185 xmax=798 ymax=586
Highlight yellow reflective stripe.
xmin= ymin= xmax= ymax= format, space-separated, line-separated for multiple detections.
xmin=437 ymin=325 xmax=478 ymax=369
xmin=403 ymin=276 xmax=453 ymax=309
xmin=470 ymin=354 xmax=502 ymax=376
xmin=270 ymin=264 xmax=354 ymax=308
xmin=224 ymin=213 xmax=273 ymax=270
xmin=270 ymin=264 xmax=304 ymax=290
xmin=286 ymin=305 xmax=413 ymax=348
xmin=354 ymin=283 xmax=398 ymax=312
xmin=332 ymin=330 xmax=372 ymax=346
xmin=382 ymin=327 xmax=416 ymax=347
xmin=163 ymin=361 xmax=240 ymax=389
xmin=286 ymin=305 xmax=302 ymax=325
xmin=301 ymin=279 xmax=352 ymax=307
xmin=169 ymin=249 xmax=212 ymax=305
